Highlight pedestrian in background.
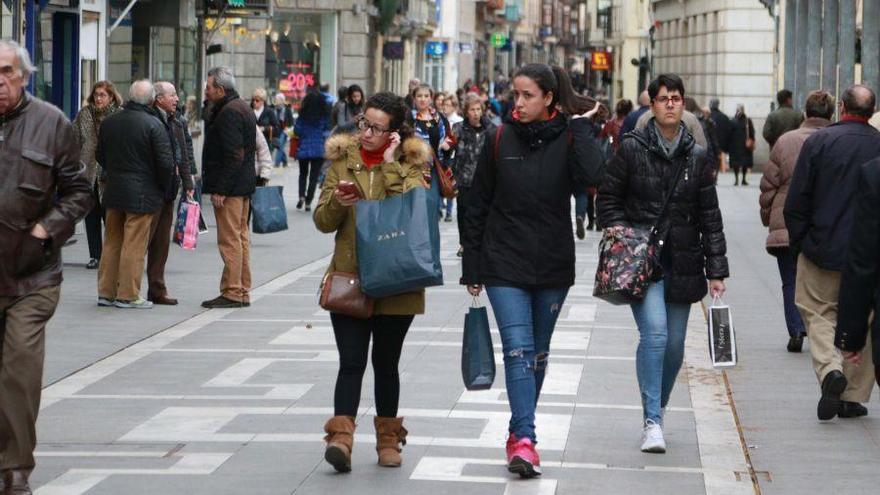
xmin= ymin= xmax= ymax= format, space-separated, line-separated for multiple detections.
xmin=255 ymin=124 xmax=273 ymax=186
xmin=759 ymin=90 xmax=834 ymax=353
xmin=294 ymin=88 xmax=331 ymax=211
xmin=600 ymin=98 xmax=633 ymax=153
xmin=408 ymin=83 xmax=454 ymax=220
xmin=443 ymin=93 xmax=464 ymax=125
xmin=330 ymin=85 xmax=348 ymax=129
xmin=763 ymin=89 xmax=804 ymax=149
xmin=147 ymin=81 xmax=195 ymax=306
xmin=598 ymin=74 xmax=728 ymax=454
xmin=332 ymin=84 xmax=363 ymax=129
xmin=96 ymin=79 xmax=174 ymax=309
xmin=252 ymin=87 xmax=280 ymax=157
xmin=452 ymin=93 xmax=495 ymax=255
xmin=785 ymin=84 xmax=880 ymax=421
xmin=273 ymin=93 xmax=294 ymax=167
xmin=619 ymin=90 xmax=649 ymax=136
xmin=461 ymin=63 xmax=605 ymax=478
xmin=728 ymin=104 xmax=755 ymax=185
xmin=685 ymin=97 xmax=720 ymax=174
xmin=73 ymin=80 xmax=123 ymax=270
xmin=708 ymin=99 xmax=733 ymax=172
xmin=0 ymin=39 xmax=92 ymax=495
xmin=314 ymin=92 xmax=431 ymax=473
xmin=201 ymin=66 xmax=257 ymax=309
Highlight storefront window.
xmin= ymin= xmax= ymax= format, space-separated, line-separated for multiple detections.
xmin=1 ymin=0 xmax=17 ymax=40
xmin=265 ymin=12 xmax=323 ymax=108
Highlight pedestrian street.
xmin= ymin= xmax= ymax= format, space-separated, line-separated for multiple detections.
xmin=30 ymin=208 xmax=752 ymax=495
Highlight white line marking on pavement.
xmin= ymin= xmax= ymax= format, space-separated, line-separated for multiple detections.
xmin=560 ymin=304 xmax=597 ymax=322
xmin=40 ymin=255 xmax=333 ymax=410
xmin=203 ymin=358 xmax=314 ymax=399
xmin=684 ymin=304 xmax=753 ymax=495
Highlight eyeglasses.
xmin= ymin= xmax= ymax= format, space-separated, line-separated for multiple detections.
xmin=93 ymin=93 xmax=109 ymax=100
xmin=655 ymin=95 xmax=683 ymax=106
xmin=356 ymin=115 xmax=390 ymax=136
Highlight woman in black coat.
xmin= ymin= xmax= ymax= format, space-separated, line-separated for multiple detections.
xmin=461 ymin=63 xmax=604 ymax=478
xmin=597 ymin=74 xmax=729 ymax=454
xmin=251 ymin=88 xmax=281 ymax=152
xmin=728 ymin=103 xmax=755 ymax=185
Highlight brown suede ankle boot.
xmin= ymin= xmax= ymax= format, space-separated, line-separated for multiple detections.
xmin=323 ymin=416 xmax=356 ymax=472
xmin=374 ymin=416 xmax=408 ymax=467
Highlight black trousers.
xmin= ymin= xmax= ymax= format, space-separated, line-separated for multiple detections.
xmin=84 ymin=182 xmax=104 ymax=260
xmin=298 ymin=158 xmax=323 ymax=202
xmin=330 ymin=313 xmax=414 ymax=417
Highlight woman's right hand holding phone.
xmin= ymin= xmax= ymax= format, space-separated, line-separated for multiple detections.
xmin=334 ymin=181 xmax=360 ymax=207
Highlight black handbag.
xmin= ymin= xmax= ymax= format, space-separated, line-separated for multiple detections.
xmin=593 ymin=157 xmax=688 ymax=305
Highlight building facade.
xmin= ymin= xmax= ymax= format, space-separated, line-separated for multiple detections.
xmin=652 ymin=0 xmax=776 ymax=165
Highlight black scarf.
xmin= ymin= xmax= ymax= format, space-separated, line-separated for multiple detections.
xmin=503 ymin=110 xmax=568 ymax=149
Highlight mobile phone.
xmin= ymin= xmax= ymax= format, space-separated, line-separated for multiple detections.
xmin=337 ymin=181 xmax=361 ymax=198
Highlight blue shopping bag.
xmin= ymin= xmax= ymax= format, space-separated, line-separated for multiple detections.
xmin=251 ymin=185 xmax=288 ymax=234
xmin=461 ymin=301 xmax=495 ymax=390
xmin=356 ymin=187 xmax=443 ymax=298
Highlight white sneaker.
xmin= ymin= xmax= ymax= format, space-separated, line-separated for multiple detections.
xmin=113 ymin=298 xmax=153 ymax=309
xmin=640 ymin=419 xmax=667 ymax=453
xmin=97 ymin=297 xmax=114 ymax=307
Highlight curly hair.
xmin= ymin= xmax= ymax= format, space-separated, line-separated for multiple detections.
xmin=365 ymin=91 xmax=413 ymax=140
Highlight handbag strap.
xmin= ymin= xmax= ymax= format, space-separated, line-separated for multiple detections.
xmin=650 ymin=152 xmax=690 ymax=237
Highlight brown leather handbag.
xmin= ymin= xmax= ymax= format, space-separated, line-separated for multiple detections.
xmin=319 ymin=271 xmax=374 ymax=319
xmin=433 ymin=155 xmax=458 ymax=199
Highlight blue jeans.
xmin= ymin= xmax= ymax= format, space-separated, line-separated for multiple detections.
xmin=486 ymin=286 xmax=569 ymax=442
xmin=274 ymin=132 xmax=288 ymax=165
xmin=573 ymin=191 xmax=595 ymax=223
xmin=630 ymin=280 xmax=691 ymax=423
xmin=775 ymin=248 xmax=806 ymax=337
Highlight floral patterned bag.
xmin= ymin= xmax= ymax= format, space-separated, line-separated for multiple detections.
xmin=593 ymin=160 xmax=687 ymax=305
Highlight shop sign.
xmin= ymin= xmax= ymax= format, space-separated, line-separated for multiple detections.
xmin=425 ymin=41 xmax=448 ymax=57
xmin=591 ymin=50 xmax=611 ymax=71
xmin=383 ymin=41 xmax=404 ymax=60
xmin=279 ymin=70 xmax=316 ymax=100
xmin=458 ymin=42 xmax=473 ymax=54
xmin=490 ymin=32 xmax=508 ymax=48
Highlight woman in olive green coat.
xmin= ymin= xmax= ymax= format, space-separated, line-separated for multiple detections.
xmin=314 ymin=92 xmax=431 ymax=473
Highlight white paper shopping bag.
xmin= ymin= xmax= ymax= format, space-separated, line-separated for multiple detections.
xmin=708 ymin=296 xmax=737 ymax=368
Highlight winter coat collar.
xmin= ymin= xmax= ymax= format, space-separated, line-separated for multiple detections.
xmin=124 ymin=100 xmax=156 ymax=115
xmin=462 ymin=116 xmax=492 ymax=133
xmin=801 ymin=117 xmax=832 ymax=130
xmin=503 ymin=110 xmax=568 ymax=148
xmin=323 ymin=132 xmax=432 ymax=172
xmin=628 ymin=118 xmax=694 ymax=160
xmin=0 ymin=91 xmax=30 ymax=124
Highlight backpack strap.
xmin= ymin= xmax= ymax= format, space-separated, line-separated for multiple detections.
xmin=493 ymin=124 xmax=504 ymax=163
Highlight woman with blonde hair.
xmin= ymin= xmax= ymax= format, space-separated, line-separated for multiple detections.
xmin=73 ymin=80 xmax=124 ymax=269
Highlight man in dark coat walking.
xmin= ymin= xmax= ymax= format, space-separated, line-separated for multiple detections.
xmin=97 ymin=79 xmax=174 ymax=309
xmin=708 ymin=99 xmax=732 ymax=153
xmin=0 ymin=39 xmax=92 ymax=495
xmin=763 ymin=89 xmax=804 ymax=149
xmin=836 ymin=156 xmax=880 ymax=389
xmin=201 ymin=66 xmax=257 ymax=308
xmin=785 ymin=84 xmax=880 ymax=421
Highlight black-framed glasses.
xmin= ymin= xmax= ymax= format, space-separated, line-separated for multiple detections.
xmin=356 ymin=115 xmax=390 ymax=136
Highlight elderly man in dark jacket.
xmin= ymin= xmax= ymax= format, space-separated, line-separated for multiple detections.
xmin=784 ymin=84 xmax=880 ymax=421
xmin=201 ymin=66 xmax=257 ymax=308
xmin=146 ymin=81 xmax=195 ymax=306
xmin=96 ymin=79 xmax=174 ymax=309
xmin=762 ymin=89 xmax=804 ymax=149
xmin=0 ymin=39 xmax=92 ymax=494
xmin=836 ymin=156 xmax=880 ymax=389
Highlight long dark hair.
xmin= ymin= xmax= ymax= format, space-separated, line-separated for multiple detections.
xmin=365 ymin=91 xmax=414 ymax=141
xmin=514 ymin=63 xmax=597 ymax=115
xmin=299 ymin=88 xmax=330 ymax=122
xmin=346 ymin=84 xmax=364 ymax=112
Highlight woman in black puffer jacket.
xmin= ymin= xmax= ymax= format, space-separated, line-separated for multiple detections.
xmin=461 ymin=63 xmax=605 ymax=478
xmin=597 ymin=74 xmax=728 ymax=455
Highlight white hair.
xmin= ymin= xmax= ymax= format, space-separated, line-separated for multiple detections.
xmin=207 ymin=66 xmax=237 ymax=92
xmin=0 ymin=39 xmax=36 ymax=82
xmin=129 ymin=79 xmax=155 ymax=105
xmin=153 ymin=81 xmax=175 ymax=98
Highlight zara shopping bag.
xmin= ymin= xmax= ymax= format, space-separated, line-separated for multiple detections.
xmin=708 ymin=296 xmax=737 ymax=368
xmin=461 ymin=299 xmax=496 ymax=390
xmin=251 ymin=185 xmax=289 ymax=234
xmin=173 ymin=200 xmax=200 ymax=250
xmin=356 ymin=187 xmax=443 ymax=298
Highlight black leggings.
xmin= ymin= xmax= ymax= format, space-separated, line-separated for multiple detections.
xmin=330 ymin=313 xmax=414 ymax=417
xmin=298 ymin=158 xmax=323 ymax=202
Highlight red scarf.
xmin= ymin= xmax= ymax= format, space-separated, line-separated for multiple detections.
xmin=512 ymin=108 xmax=558 ymax=122
xmin=360 ymin=142 xmax=391 ymax=169
xmin=841 ymin=114 xmax=870 ymax=124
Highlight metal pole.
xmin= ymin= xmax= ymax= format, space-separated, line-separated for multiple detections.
xmin=838 ymin=0 xmax=855 ymax=91
xmin=784 ymin=0 xmax=797 ymax=95
xmin=795 ymin=0 xmax=809 ymax=109
xmin=805 ymin=0 xmax=822 ymax=93
xmin=862 ymin=0 xmax=880 ymax=92
xmin=107 ymin=0 xmax=140 ymax=37
xmin=821 ymin=0 xmax=839 ymax=94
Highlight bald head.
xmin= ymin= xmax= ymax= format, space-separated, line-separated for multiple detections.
xmin=638 ymin=90 xmax=649 ymax=107
xmin=841 ymin=85 xmax=876 ymax=118
xmin=129 ymin=79 xmax=155 ymax=106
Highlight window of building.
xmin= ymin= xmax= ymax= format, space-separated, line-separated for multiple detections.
xmin=1 ymin=0 xmax=18 ymax=40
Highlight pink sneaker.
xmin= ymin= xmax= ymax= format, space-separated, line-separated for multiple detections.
xmin=505 ymin=433 xmax=542 ymax=478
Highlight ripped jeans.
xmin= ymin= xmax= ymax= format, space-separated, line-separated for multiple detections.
xmin=486 ymin=285 xmax=570 ymax=443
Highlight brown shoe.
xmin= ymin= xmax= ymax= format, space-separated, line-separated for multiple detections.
xmin=149 ymin=295 xmax=179 ymax=305
xmin=374 ymin=416 xmax=408 ymax=467
xmin=323 ymin=416 xmax=356 ymax=473
xmin=5 ymin=470 xmax=32 ymax=495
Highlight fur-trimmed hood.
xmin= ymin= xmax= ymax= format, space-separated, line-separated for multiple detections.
xmin=324 ymin=132 xmax=432 ymax=167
